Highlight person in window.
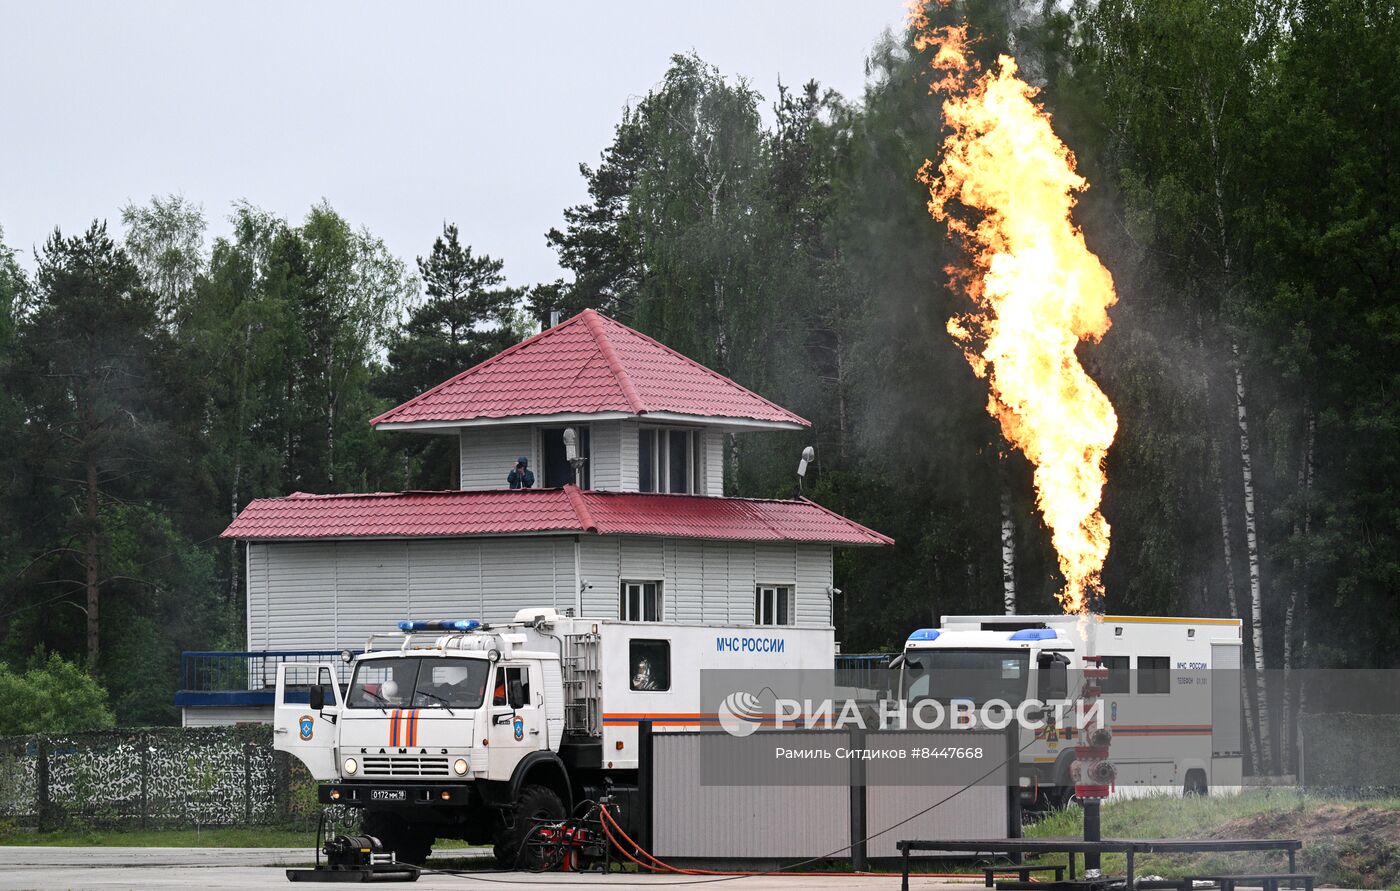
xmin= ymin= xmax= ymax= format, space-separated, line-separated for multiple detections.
xmin=507 ymin=456 xmax=535 ymax=489
xmin=632 ymin=654 xmax=662 ymax=691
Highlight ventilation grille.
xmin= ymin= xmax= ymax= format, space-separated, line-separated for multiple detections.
xmin=361 ymin=756 xmax=450 ymax=777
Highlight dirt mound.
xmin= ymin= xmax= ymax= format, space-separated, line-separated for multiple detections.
xmin=1212 ymin=805 xmax=1400 ymax=888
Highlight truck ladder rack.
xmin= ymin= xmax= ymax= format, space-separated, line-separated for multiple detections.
xmin=561 ymin=632 xmax=602 ymax=736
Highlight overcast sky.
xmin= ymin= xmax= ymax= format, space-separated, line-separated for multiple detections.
xmin=0 ymin=1 xmax=902 ymax=289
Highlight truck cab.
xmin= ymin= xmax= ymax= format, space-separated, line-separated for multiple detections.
xmin=274 ymin=618 xmax=573 ymax=866
xmin=897 ymin=613 xmax=1243 ymax=808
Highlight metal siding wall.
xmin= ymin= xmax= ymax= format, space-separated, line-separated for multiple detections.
xmin=480 ymin=538 xmax=566 ymax=621
xmin=618 ymin=420 xmax=639 ymax=490
xmin=579 ymin=537 xmax=621 ymax=616
xmin=590 ymin=421 xmax=622 ymax=490
xmin=459 ymin=426 xmax=534 ymax=490
xmin=246 ymin=543 xmax=269 ymax=650
xmin=700 ymin=541 xmax=731 ymax=623
xmin=181 ymin=706 xmax=273 ymax=728
xmin=727 ymin=542 xmax=756 ymax=625
xmin=864 ymin=730 xmax=1010 ymax=857
xmin=333 ymin=542 xmax=409 ymax=649
xmin=405 ymin=539 xmax=483 ymax=619
xmin=754 ymin=543 xmax=797 ymax=584
xmin=672 ymin=540 xmax=704 ymax=623
xmin=703 ymin=429 xmax=725 ymax=495
xmin=618 ymin=536 xmax=665 ymax=580
xmin=796 ymin=544 xmax=833 ymax=626
xmin=652 ymin=733 xmax=849 ymax=858
xmin=263 ymin=542 xmax=339 ymax=651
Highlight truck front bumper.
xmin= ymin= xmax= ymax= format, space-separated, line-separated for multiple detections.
xmin=319 ymin=782 xmax=472 ymax=808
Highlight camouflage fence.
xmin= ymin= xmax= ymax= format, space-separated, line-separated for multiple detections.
xmin=0 ymin=725 xmax=324 ymax=831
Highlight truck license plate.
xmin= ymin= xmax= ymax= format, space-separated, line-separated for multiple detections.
xmin=371 ymin=789 xmax=406 ymax=801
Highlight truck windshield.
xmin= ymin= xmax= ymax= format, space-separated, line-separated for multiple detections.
xmin=902 ymin=649 xmax=1031 ymax=705
xmin=347 ymin=657 xmax=490 ymax=709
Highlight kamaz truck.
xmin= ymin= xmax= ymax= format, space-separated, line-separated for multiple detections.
xmin=895 ymin=613 xmax=1244 ymax=808
xmin=273 ymin=608 xmax=834 ymax=865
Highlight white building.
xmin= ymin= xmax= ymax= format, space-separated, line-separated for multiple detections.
xmin=181 ymin=310 xmax=889 ymax=725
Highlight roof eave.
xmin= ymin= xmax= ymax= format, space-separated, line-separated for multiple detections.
xmin=372 ymin=411 xmax=808 ymax=432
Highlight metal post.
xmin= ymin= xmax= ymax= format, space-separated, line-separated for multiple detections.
xmin=1084 ymin=799 xmax=1101 ymax=871
xmin=139 ymin=733 xmax=150 ymax=830
xmin=244 ymin=742 xmax=254 ymax=825
xmin=637 ymin=720 xmax=653 ymax=855
xmin=36 ymin=737 xmax=51 ymax=832
xmin=849 ymin=724 xmax=867 ymax=871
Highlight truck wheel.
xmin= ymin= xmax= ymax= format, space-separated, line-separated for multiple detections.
xmin=363 ymin=811 xmax=434 ymax=865
xmin=493 ymin=784 xmax=565 ymax=869
xmin=1184 ymin=769 xmax=1208 ymax=797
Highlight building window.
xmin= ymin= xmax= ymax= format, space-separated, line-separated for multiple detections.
xmin=541 ymin=426 xmax=590 ymax=488
xmin=1099 ymin=655 xmax=1130 ymax=694
xmin=620 ymin=581 xmax=662 ymax=622
xmin=1137 ymin=656 xmax=1171 ymax=694
xmin=638 ymin=428 xmax=696 ymax=494
xmin=754 ymin=585 xmax=793 ymax=626
xmin=629 ymin=640 xmax=670 ymax=691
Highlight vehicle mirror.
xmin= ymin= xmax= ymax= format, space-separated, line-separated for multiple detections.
xmin=310 ymin=685 xmax=325 ymax=711
xmin=888 ymin=654 xmax=906 ymax=669
xmin=508 ymin=679 xmax=526 ymax=710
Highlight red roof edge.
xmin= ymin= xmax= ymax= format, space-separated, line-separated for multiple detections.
xmin=369 ymin=310 xmax=593 ymax=427
xmin=563 ymin=484 xmax=598 ymax=533
xmin=580 ymin=309 xmax=645 ymax=415
xmin=798 ymin=496 xmax=895 ymax=545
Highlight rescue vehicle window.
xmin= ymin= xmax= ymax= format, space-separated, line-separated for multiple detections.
xmin=1099 ymin=656 xmax=1130 ymax=694
xmin=755 ymin=585 xmax=793 ymax=625
xmin=1138 ymin=656 xmax=1171 ymax=694
xmin=629 ymin=640 xmax=670 ymax=691
xmin=493 ymin=666 xmax=531 ymax=707
xmin=1036 ymin=652 xmax=1069 ymax=701
xmin=621 ymin=580 xmax=662 ymax=622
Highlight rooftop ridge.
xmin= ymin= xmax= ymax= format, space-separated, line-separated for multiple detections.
xmin=369 ymin=310 xmax=600 ymax=427
xmin=580 ymin=309 xmax=645 ymax=415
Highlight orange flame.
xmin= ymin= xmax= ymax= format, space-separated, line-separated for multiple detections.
xmin=913 ymin=9 xmax=1118 ymax=614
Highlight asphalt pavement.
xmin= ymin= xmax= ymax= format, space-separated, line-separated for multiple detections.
xmin=0 ymin=847 xmax=979 ymax=890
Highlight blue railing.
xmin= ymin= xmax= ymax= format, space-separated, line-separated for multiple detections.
xmin=176 ymin=649 xmax=897 ymax=709
xmin=176 ymin=650 xmax=351 ymax=709
xmin=835 ymin=652 xmax=896 ymax=694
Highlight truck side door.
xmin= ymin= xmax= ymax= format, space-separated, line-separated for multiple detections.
xmin=274 ymin=662 xmax=343 ymax=780
xmin=486 ymin=663 xmax=544 ymax=781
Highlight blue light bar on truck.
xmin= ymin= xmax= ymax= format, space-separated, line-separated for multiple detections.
xmin=1009 ymin=628 xmax=1058 ymax=641
xmin=907 ymin=628 xmax=941 ymax=642
xmin=398 ymin=619 xmax=481 ymax=632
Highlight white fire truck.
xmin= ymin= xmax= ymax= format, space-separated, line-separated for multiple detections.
xmin=895 ymin=613 xmax=1244 ymax=807
xmin=273 ymin=608 xmax=833 ymax=866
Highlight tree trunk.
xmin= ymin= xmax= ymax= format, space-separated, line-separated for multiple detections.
xmin=84 ymin=444 xmax=100 ymax=668
xmin=1232 ymin=343 xmax=1272 ymax=773
xmin=999 ymin=456 xmax=1016 ymax=615
xmin=1282 ymin=410 xmax=1314 ymax=774
xmin=1214 ymin=438 xmax=1259 ymax=772
xmin=228 ymin=461 xmax=242 ymax=605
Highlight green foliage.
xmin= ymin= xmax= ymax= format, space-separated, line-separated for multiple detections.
xmin=2 ymin=0 xmax=1398 ymax=727
xmin=0 ymin=654 xmax=115 ymax=735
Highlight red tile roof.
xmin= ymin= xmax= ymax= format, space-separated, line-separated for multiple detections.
xmin=222 ymin=487 xmax=891 ymax=546
xmin=370 ymin=309 xmax=808 ymax=428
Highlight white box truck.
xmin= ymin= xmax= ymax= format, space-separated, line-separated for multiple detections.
xmin=273 ymin=608 xmax=833 ymax=866
xmin=896 ymin=613 xmax=1243 ymax=807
